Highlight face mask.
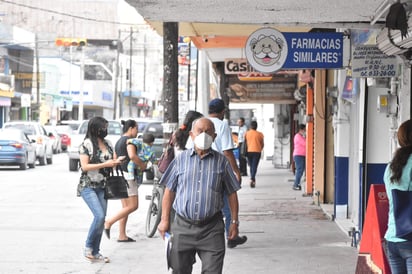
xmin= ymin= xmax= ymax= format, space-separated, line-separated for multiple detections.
xmin=194 ymin=132 xmax=213 ymax=150
xmin=98 ymin=128 xmax=108 ymax=138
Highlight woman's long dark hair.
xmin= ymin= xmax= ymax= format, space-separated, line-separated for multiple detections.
xmin=390 ymin=120 xmax=412 ymax=183
xmin=174 ymin=110 xmax=203 ymax=149
xmin=84 ymin=116 xmax=108 ymax=163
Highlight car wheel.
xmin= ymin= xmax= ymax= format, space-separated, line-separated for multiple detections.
xmin=69 ymin=159 xmax=79 ymax=171
xmin=38 ymin=153 xmax=46 ymax=166
xmin=19 ymin=155 xmax=28 ymax=170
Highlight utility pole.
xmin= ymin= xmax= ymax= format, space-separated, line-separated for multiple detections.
xmin=34 ymin=34 xmax=40 ymax=121
xmin=129 ymin=27 xmax=133 ymax=117
xmin=162 ymin=22 xmax=178 ymax=124
xmin=162 ymin=22 xmax=179 ymax=139
xmin=113 ymin=30 xmax=121 ymax=120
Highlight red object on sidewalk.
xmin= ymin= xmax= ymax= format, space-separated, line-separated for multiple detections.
xmin=357 ymin=184 xmax=391 ymax=273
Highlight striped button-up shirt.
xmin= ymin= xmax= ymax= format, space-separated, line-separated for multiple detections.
xmin=159 ymin=148 xmax=241 ymax=221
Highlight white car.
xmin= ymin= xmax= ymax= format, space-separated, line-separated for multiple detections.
xmin=67 ymin=120 xmax=122 ymax=171
xmin=44 ymin=125 xmax=62 ymax=154
xmin=3 ymin=121 xmax=53 ymax=165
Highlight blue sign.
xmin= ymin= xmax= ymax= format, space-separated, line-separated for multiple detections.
xmin=283 ymin=32 xmax=343 ymax=69
xmin=245 ymin=28 xmax=344 ymax=73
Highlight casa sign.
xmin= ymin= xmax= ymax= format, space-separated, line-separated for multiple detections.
xmin=224 ymin=58 xmax=273 ymax=81
xmin=245 ymin=27 xmax=344 ymax=73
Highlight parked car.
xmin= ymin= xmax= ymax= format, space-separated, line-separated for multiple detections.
xmin=3 ymin=121 xmax=53 ymax=165
xmin=0 ymin=128 xmax=36 ymax=170
xmin=58 ymin=120 xmax=82 ymax=131
xmin=67 ymin=120 xmax=122 ymax=171
xmin=44 ymin=125 xmax=62 ymax=154
xmin=55 ymin=125 xmax=73 ymax=151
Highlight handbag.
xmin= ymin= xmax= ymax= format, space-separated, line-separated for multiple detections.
xmin=104 ymin=166 xmax=129 ymax=200
xmin=158 ymin=136 xmax=175 ymax=174
xmin=392 ymin=187 xmax=412 ymax=240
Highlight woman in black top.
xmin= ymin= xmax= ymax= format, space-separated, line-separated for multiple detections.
xmin=104 ymin=119 xmax=147 ymax=242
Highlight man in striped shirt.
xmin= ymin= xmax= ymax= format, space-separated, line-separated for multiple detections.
xmin=158 ymin=117 xmax=241 ymax=274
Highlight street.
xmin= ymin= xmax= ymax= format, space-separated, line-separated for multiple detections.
xmin=0 ymin=153 xmax=164 ymax=273
xmin=0 ymin=153 xmax=358 ymax=274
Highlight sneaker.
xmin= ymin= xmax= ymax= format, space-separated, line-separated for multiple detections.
xmin=94 ymin=253 xmax=110 ymax=263
xmin=227 ymin=235 xmax=248 ymax=248
xmin=293 ymin=185 xmax=301 ymax=191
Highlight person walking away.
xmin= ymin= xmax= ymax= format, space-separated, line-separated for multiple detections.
xmin=293 ymin=124 xmax=306 ymax=191
xmin=157 ymin=117 xmax=242 ymax=273
xmin=244 ymin=120 xmax=264 ymax=188
xmin=237 ymin=117 xmax=248 ymax=176
xmin=104 ymin=119 xmax=147 ymax=242
xmin=77 ymin=116 xmax=124 ymax=262
xmin=207 ymin=98 xmax=247 ymax=248
xmin=384 ymin=119 xmax=412 ymax=274
xmin=173 ymin=110 xmax=203 ymax=156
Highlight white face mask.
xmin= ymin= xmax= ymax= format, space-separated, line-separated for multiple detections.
xmin=194 ymin=132 xmax=213 ymax=150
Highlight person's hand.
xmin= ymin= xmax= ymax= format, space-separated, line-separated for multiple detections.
xmin=228 ymin=223 xmax=239 ymax=240
xmin=157 ymin=220 xmax=169 ymax=240
xmin=140 ymin=162 xmax=147 ymax=171
xmin=106 ymin=159 xmax=122 ymax=167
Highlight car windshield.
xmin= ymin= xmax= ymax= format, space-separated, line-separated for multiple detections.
xmin=0 ymin=130 xmax=25 ymax=140
xmin=78 ymin=121 xmax=122 ymax=135
xmin=4 ymin=124 xmax=36 ymax=135
xmin=55 ymin=125 xmax=74 ymax=135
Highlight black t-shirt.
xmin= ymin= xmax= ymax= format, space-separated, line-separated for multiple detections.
xmin=115 ymin=135 xmax=130 ymax=172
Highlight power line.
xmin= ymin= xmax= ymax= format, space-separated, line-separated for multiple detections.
xmin=0 ymin=0 xmax=147 ymax=26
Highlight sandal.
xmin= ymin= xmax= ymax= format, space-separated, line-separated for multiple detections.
xmin=84 ymin=247 xmax=94 ymax=262
xmin=94 ymin=253 xmax=110 ymax=263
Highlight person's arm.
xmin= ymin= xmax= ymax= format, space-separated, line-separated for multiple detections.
xmin=127 ymin=143 xmax=146 ymax=171
xmin=157 ymin=188 xmax=176 ymax=239
xmin=227 ymin=191 xmax=240 ymax=240
xmin=223 ymin=150 xmax=241 ymax=183
xmin=79 ymin=153 xmax=121 ymax=171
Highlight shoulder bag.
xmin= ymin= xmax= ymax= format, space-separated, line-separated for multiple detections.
xmin=392 ymin=169 xmax=412 ymax=240
xmin=104 ymin=166 xmax=129 ymax=200
xmin=158 ymin=136 xmax=175 ymax=174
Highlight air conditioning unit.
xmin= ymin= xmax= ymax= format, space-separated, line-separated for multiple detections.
xmin=377 ymin=14 xmax=412 ymax=57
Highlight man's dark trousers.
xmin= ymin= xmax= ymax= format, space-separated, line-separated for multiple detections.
xmin=170 ymin=213 xmax=225 ymax=274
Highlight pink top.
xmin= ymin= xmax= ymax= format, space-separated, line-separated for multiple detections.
xmin=293 ymin=133 xmax=306 ymax=156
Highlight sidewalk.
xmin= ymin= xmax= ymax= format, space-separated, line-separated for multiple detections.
xmin=69 ymin=160 xmax=358 ymax=274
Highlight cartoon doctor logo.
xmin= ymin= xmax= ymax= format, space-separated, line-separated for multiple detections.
xmin=245 ymin=28 xmax=288 ymax=73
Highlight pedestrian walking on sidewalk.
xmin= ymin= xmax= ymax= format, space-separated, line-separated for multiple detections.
xmin=383 ymin=119 xmax=412 ymax=274
xmin=104 ymin=120 xmax=152 ymax=242
xmin=207 ymin=98 xmax=247 ymax=248
xmin=158 ymin=117 xmax=242 ymax=273
xmin=237 ymin=117 xmax=248 ymax=176
xmin=244 ymin=120 xmax=264 ymax=188
xmin=77 ymin=116 xmax=123 ymax=263
xmin=293 ymin=124 xmax=306 ymax=191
